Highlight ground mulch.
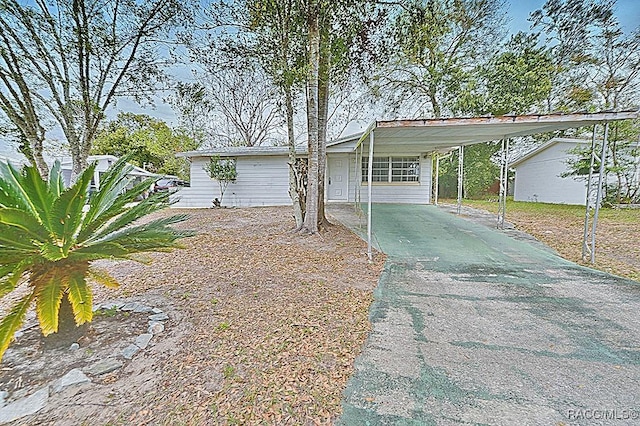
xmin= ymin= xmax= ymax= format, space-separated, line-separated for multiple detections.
xmin=1 ymin=207 xmax=385 ymax=425
xmin=145 ymin=208 xmax=385 ymax=425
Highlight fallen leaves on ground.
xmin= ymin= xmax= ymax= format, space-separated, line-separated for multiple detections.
xmin=103 ymin=207 xmax=385 ymax=425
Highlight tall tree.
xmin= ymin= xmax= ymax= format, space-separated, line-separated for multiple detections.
xmin=532 ymin=0 xmax=640 ymax=204
xmin=530 ymin=0 xmax=616 ymax=112
xmin=168 ymin=82 xmax=214 ymax=149
xmin=377 ymin=0 xmax=506 ymax=118
xmin=91 ymin=113 xmax=197 ymax=180
xmin=238 ymin=0 xmax=309 ymax=228
xmin=233 ymin=0 xmax=380 ymax=231
xmin=203 ymin=66 xmax=285 ymax=147
xmin=0 ymin=0 xmax=188 ymax=179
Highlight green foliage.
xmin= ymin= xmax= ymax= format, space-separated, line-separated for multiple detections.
xmin=564 ymin=120 xmax=640 ymax=204
xmin=483 ymin=33 xmax=554 ymax=115
xmin=530 ymin=0 xmax=619 ymax=112
xmin=204 ymin=155 xmax=237 ymax=205
xmin=384 ymin=0 xmax=506 ymax=117
xmin=92 ymin=113 xmax=198 ymax=180
xmin=0 ymin=0 xmax=189 ymax=177
xmin=0 ymin=156 xmax=194 ymax=359
xmin=438 ymin=143 xmax=501 ymax=199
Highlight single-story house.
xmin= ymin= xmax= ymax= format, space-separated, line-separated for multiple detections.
xmin=174 ymin=112 xmax=640 ymax=213
xmin=512 ymin=138 xmax=592 ymax=205
xmin=173 ymin=134 xmax=435 ymax=208
xmin=60 ymin=155 xmax=158 ymax=190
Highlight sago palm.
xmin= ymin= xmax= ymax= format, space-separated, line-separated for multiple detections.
xmin=0 ymin=156 xmax=193 ymax=358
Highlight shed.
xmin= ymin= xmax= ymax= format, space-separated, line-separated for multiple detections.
xmin=511 ymin=138 xmax=591 ymax=205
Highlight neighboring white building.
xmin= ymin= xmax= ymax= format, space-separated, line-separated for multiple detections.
xmin=60 ymin=155 xmax=157 ymax=190
xmin=512 ymin=138 xmax=592 ymax=205
xmin=0 ymin=155 xmax=27 ymax=168
xmin=173 ymin=133 xmax=433 ymax=208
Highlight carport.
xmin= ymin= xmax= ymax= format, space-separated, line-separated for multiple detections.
xmin=354 ymin=111 xmax=639 ymax=262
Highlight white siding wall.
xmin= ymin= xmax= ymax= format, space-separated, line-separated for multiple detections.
xmin=175 ymin=150 xmax=433 ymax=208
xmin=172 ymin=155 xmax=291 ymax=208
xmin=513 ymin=142 xmax=587 ymax=205
xmin=347 ymin=151 xmax=432 ymax=204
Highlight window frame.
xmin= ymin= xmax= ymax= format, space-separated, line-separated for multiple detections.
xmin=361 ymin=155 xmax=421 ymax=184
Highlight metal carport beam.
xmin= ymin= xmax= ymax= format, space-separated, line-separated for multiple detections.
xmin=497 ymin=138 xmax=510 ymax=229
xmin=582 ymin=122 xmax=610 ymax=264
xmin=367 ymin=130 xmax=374 ymax=261
xmin=457 ymin=146 xmax=464 ymax=214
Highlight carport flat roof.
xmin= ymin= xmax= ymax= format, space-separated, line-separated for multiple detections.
xmin=357 ymin=110 xmax=640 ymax=151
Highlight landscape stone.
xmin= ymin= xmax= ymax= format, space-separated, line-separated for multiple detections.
xmin=151 ymin=307 xmax=163 ymax=314
xmin=84 ymin=359 xmax=123 ymax=376
xmin=121 ymin=344 xmax=140 ymax=360
xmin=100 ymin=302 xmax=123 ymax=310
xmin=134 ymin=333 xmax=153 ymax=350
xmin=148 ymin=313 xmax=169 ymax=322
xmin=52 ymin=368 xmax=91 ymax=393
xmin=69 ymin=343 xmax=80 ymax=351
xmin=133 ymin=305 xmax=153 ymax=313
xmin=0 ymin=387 xmax=49 ymax=424
xmin=148 ymin=322 xmax=165 ymax=334
xmin=120 ymin=302 xmax=140 ymax=311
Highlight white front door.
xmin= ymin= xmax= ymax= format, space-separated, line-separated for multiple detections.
xmin=327 ymin=155 xmax=349 ymax=201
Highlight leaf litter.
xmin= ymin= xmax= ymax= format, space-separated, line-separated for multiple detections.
xmin=1 ymin=206 xmax=385 ymax=425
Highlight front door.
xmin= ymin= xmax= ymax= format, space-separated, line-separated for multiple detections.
xmin=327 ymin=155 xmax=349 ymax=201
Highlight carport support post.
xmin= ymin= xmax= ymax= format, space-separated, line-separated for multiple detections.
xmin=590 ymin=122 xmax=610 ymax=264
xmin=497 ymin=138 xmax=510 ymax=229
xmin=367 ymin=131 xmax=374 ymax=260
xmin=433 ymin=152 xmax=440 ymax=205
xmin=582 ymin=125 xmax=599 ymax=262
xmin=456 ymin=146 xmax=464 ymax=214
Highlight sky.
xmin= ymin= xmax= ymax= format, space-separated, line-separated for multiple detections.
xmin=1 ymin=0 xmax=639 ymax=159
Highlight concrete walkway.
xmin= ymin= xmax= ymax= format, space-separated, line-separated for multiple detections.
xmin=329 ymin=204 xmax=640 ymax=426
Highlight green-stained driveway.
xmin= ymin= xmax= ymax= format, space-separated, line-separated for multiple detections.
xmin=332 ymin=204 xmax=640 ymax=426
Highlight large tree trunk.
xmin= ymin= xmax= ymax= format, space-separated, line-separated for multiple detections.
xmin=21 ymin=131 xmax=49 ymax=178
xmin=68 ymin=135 xmax=90 ymax=184
xmin=286 ymin=86 xmax=304 ymax=229
xmin=302 ymin=8 xmax=320 ymax=234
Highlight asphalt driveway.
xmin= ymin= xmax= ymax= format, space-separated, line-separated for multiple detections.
xmin=330 ymin=204 xmax=640 ymax=426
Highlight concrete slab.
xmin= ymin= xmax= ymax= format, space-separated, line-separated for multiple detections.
xmin=331 ymin=204 xmax=640 ymax=426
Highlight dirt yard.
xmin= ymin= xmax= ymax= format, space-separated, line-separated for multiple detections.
xmin=0 ymin=207 xmax=385 ymax=425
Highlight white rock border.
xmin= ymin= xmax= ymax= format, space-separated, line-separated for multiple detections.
xmin=0 ymin=301 xmax=169 ymax=425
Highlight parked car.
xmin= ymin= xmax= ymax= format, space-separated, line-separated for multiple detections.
xmin=153 ymin=178 xmax=190 ymax=193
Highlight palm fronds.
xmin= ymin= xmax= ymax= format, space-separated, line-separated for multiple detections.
xmin=0 ymin=156 xmax=193 ymax=358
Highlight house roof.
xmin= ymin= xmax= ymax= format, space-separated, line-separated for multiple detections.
xmin=0 ymin=155 xmax=26 ymax=167
xmin=178 ymin=132 xmax=366 ymax=159
xmin=177 ymin=145 xmax=307 ymax=158
xmin=356 ymin=110 xmax=639 ymax=152
xmin=510 ymin=138 xmax=591 ymax=167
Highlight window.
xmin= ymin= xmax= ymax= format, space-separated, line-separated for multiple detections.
xmin=362 ymin=156 xmax=420 ymax=183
